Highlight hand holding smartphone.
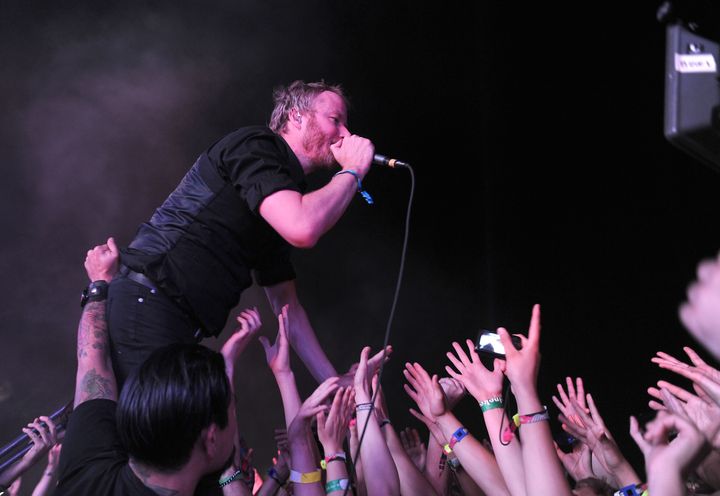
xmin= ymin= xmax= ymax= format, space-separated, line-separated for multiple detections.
xmin=475 ymin=330 xmax=522 ymax=359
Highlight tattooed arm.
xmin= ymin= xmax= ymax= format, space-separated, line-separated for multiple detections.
xmin=73 ymin=237 xmax=119 ymax=407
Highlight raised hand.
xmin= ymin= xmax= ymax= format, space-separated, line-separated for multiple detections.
xmin=259 ymin=305 xmax=292 ymax=376
xmin=317 ymin=386 xmax=354 ymax=454
xmin=403 ymin=362 xmax=447 ymax=422
xmin=647 ymin=380 xmax=720 ymax=449
xmin=400 ymin=427 xmax=427 ymax=471
xmin=221 ymin=306 xmax=261 ymax=367
xmin=341 ymin=345 xmax=392 ymax=388
xmin=630 ymin=410 xmax=708 ymax=490
xmin=652 ymin=353 xmax=720 ymax=407
xmin=438 ymin=377 xmax=467 ymax=409
xmin=560 ymin=395 xmax=629 ymax=477
xmin=552 ymin=377 xmax=590 ymax=431
xmin=554 ymin=440 xmax=592 ymax=483
xmin=500 ymin=304 xmax=541 ymax=394
xmin=84 ymin=237 xmax=120 ymax=282
xmin=445 ymin=339 xmax=502 ymax=405
xmin=288 ymin=376 xmax=340 ymax=441
xmin=653 ymin=347 xmax=720 ymax=382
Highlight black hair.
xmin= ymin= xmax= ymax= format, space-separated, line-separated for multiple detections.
xmin=116 ymin=343 xmax=231 ymax=471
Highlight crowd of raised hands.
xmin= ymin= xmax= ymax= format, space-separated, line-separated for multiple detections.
xmin=214 ymin=281 xmax=720 ymax=496
xmin=3 ymin=250 xmax=720 ymax=496
xmin=207 ymin=251 xmax=720 ymax=496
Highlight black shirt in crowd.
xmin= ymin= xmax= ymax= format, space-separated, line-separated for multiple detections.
xmin=54 ymin=399 xmax=157 ymax=496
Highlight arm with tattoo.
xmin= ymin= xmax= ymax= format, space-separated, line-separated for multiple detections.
xmin=73 ymin=238 xmax=119 ymax=407
xmin=73 ymin=300 xmax=117 ymax=406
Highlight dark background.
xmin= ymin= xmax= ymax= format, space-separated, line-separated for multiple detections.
xmin=1 ymin=1 xmax=720 ymax=492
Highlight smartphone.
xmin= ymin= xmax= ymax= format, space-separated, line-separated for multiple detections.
xmin=475 ymin=330 xmax=522 ymax=359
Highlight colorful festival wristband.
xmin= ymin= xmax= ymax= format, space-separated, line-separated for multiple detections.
xmin=325 ymin=478 xmax=350 ymax=493
xmin=289 ymin=469 xmax=322 ymax=484
xmin=513 ymin=406 xmax=550 ymax=427
xmin=479 ymin=395 xmax=503 ymax=412
xmin=448 ymin=426 xmax=469 ymax=449
xmin=502 ymin=406 xmax=550 ymax=442
xmin=320 ymin=452 xmax=347 ymax=470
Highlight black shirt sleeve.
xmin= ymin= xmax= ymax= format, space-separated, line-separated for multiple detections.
xmin=219 ymin=131 xmax=302 ymax=214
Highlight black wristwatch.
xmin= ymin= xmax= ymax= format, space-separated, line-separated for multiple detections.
xmin=80 ymin=280 xmax=109 ymax=308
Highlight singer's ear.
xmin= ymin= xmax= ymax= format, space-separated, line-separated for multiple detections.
xmin=291 ymin=108 xmax=302 ymax=127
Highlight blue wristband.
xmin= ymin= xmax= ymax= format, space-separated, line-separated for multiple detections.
xmin=334 ymin=169 xmax=374 ymax=205
xmin=448 ymin=426 xmax=469 ymax=449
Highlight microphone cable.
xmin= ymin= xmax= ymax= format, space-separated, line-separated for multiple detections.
xmin=343 ymin=164 xmax=415 ymax=496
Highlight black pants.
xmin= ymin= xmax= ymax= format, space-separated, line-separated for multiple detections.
xmin=107 ymin=274 xmax=200 ymax=389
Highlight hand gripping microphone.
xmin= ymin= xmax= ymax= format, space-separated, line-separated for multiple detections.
xmin=373 ymin=154 xmax=410 ymax=168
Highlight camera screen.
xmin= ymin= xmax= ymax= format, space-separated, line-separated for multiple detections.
xmin=477 ymin=332 xmax=505 ymax=355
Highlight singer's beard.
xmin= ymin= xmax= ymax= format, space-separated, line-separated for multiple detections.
xmin=302 ymin=115 xmax=337 ymax=168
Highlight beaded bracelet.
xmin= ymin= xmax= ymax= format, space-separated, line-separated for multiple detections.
xmin=219 ymin=469 xmax=243 ymax=487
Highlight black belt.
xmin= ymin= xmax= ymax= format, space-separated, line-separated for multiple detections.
xmin=120 ymin=266 xmax=158 ymax=292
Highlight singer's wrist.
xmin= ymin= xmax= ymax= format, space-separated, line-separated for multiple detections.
xmin=334 ymin=169 xmax=360 ymax=188
xmin=333 ymin=169 xmax=374 ymax=205
xmin=339 ymin=167 xmax=364 ymax=179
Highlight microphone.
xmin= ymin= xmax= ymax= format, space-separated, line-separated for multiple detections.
xmin=373 ymin=154 xmax=410 ymax=168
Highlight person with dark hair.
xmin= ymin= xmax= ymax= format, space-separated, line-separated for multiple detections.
xmin=116 ymin=344 xmax=234 ymax=473
xmin=109 ymin=79 xmax=376 ymax=386
xmin=54 ymin=239 xmax=253 ymax=496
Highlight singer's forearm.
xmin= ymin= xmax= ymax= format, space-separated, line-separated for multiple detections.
xmin=259 ymin=175 xmax=356 ymax=249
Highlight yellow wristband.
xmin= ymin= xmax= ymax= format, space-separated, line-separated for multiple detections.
xmin=289 ymin=469 xmax=322 ymax=484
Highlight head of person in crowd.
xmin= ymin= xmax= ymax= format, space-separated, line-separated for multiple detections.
xmin=269 ymin=80 xmax=351 ymax=170
xmin=117 ymin=343 xmax=237 ymax=474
